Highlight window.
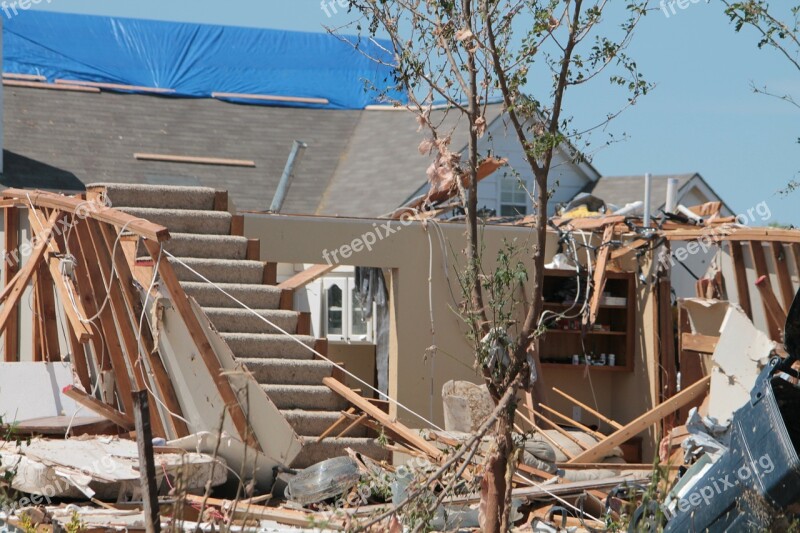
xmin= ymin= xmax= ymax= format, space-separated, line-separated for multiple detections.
xmin=500 ymin=177 xmax=528 ymax=217
xmin=323 ymin=275 xmax=374 ymax=342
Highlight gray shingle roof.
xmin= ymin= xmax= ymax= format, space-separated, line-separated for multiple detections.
xmin=586 ymin=173 xmax=698 ymax=212
xmin=1 ymin=86 xmax=509 ymax=217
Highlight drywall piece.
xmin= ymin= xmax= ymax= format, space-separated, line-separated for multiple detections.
xmin=0 ymin=437 xmax=227 ymax=500
xmin=442 ymin=380 xmax=494 ymax=433
xmin=145 ymin=290 xmax=302 ymax=488
xmin=708 ymin=304 xmax=776 ymax=424
xmin=0 ymin=362 xmax=79 ymax=421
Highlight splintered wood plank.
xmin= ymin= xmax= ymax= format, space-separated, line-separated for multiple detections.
xmin=551 ymin=387 xmax=623 ymax=431
xmin=729 ymin=241 xmax=752 ymax=319
xmin=568 ymin=376 xmax=711 ymax=464
xmin=36 ymin=264 xmax=61 ymax=362
xmin=73 ymin=220 xmax=135 ymax=416
xmin=750 ymin=241 xmax=783 ymax=341
xmin=0 ymin=210 xmax=60 ymax=341
xmin=142 ymin=238 xmax=260 ymax=451
xmin=134 ymin=153 xmax=256 ymax=168
xmin=681 ymin=333 xmax=719 ymax=354
xmin=4 ymin=207 xmax=19 ymax=361
xmin=86 ymin=220 xmax=166 ymax=438
xmin=62 ymin=385 xmax=134 ymax=430
xmin=65 ymin=313 xmax=92 ymax=390
xmin=586 ymin=225 xmax=615 ymax=326
xmin=770 ymin=242 xmax=795 ymax=312
xmin=98 ymin=222 xmax=188 ymax=438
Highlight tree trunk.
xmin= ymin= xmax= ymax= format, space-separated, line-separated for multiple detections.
xmin=481 ymin=412 xmax=513 ymax=532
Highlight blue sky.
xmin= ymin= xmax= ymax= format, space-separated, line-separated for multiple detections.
xmin=26 ymin=0 xmax=800 ymax=224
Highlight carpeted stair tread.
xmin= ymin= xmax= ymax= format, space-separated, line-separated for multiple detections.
xmin=203 ymin=308 xmax=299 ymax=334
xmin=280 ymin=410 xmax=368 ymax=438
xmin=165 ymin=233 xmax=249 ymax=259
xmin=119 ymin=207 xmax=231 ymax=234
xmin=166 ymin=257 xmax=265 ymax=284
xmin=220 ymin=333 xmax=317 ymax=360
xmin=180 ymin=282 xmax=283 ymax=309
xmin=89 ymin=183 xmax=218 ymax=211
xmin=239 ymin=358 xmax=333 ymax=385
xmin=262 ymin=384 xmax=348 ymax=411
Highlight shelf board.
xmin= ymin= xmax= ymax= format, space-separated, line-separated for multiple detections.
xmin=542 ymin=363 xmax=631 ymax=372
xmin=543 ymin=301 xmax=628 ymax=310
xmin=545 ymin=329 xmax=627 ymax=336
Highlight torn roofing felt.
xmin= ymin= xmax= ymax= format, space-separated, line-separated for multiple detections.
xmin=3 ymin=10 xmax=403 ymax=109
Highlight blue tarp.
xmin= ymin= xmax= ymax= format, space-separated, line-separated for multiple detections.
xmin=3 ymin=11 xmax=403 ymax=109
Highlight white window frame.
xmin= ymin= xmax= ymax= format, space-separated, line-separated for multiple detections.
xmin=322 ymin=274 xmax=375 ymax=343
xmin=498 ymin=176 xmax=529 ymax=217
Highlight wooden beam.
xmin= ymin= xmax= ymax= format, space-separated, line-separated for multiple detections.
xmin=568 ymin=376 xmax=711 ymax=464
xmin=62 ymin=385 xmax=134 ymax=429
xmin=755 ymin=275 xmax=787 ymax=328
xmin=750 ymin=241 xmax=782 ymax=341
xmin=142 ymin=238 xmax=260 ymax=450
xmin=729 ymin=241 xmax=753 ymax=319
xmin=538 ymin=403 xmax=606 ymax=441
xmin=664 ymin=227 xmax=800 ymax=243
xmin=36 ymin=264 xmax=61 ymax=362
xmin=680 ymin=333 xmax=719 ymax=354
xmin=54 ymin=79 xmax=176 ymax=94
xmin=86 ymin=220 xmax=167 ymax=438
xmin=3 ymin=207 xmax=19 ymax=362
xmin=97 ymin=222 xmax=189 ymax=438
xmin=323 ymin=376 xmax=443 ymax=459
xmin=610 ymin=239 xmax=648 ymax=260
xmin=0 ymin=211 xmax=60 ymax=340
xmin=770 ymin=242 xmax=795 ymax=312
xmin=73 ymin=221 xmax=136 ymax=416
xmin=3 ymin=73 xmax=46 ymax=81
xmin=134 ymin=153 xmax=256 ymax=168
xmin=551 ymin=387 xmax=623 ymax=431
xmin=212 ymin=91 xmax=329 ymax=106
xmin=277 ymin=264 xmax=336 ymax=292
xmin=585 ymin=225 xmax=615 ymax=326
xmin=2 ymin=79 xmax=100 ymax=92
xmin=528 ymin=409 xmax=590 ymax=450
xmin=65 ymin=312 xmax=92 ymax=390
xmin=1 ymin=189 xmax=170 ymax=242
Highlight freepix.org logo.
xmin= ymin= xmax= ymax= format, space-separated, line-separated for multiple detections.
xmin=676 ymin=454 xmax=775 ymax=513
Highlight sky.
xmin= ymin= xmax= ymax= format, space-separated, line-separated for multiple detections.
xmin=24 ymin=0 xmax=800 ymax=225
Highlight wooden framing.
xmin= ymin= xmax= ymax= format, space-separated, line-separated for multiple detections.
xmin=568 ymin=376 xmax=711 ymax=464
xmin=680 ymin=333 xmax=718 ymax=354
xmin=62 ymin=385 xmax=134 ymax=430
xmin=770 ymin=241 xmax=794 ymax=312
xmin=755 ymin=275 xmax=787 ymax=328
xmin=585 ymin=224 xmax=615 ymax=326
xmin=551 ymin=387 xmax=623 ymax=431
xmin=749 ymin=241 xmax=782 ymax=341
xmin=729 ymin=241 xmax=753 ymax=319
xmin=36 ymin=264 xmax=61 ymax=362
xmin=3 ymin=207 xmax=19 ymax=361
xmin=134 ymin=153 xmax=256 ymax=168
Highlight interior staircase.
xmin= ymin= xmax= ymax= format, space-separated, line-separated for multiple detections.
xmin=88 ymin=183 xmax=389 ymax=468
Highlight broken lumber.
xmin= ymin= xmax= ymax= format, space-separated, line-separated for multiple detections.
xmin=755 ymin=275 xmax=787 ymax=330
xmin=323 ymin=376 xmax=443 ymax=459
xmin=133 ymin=153 xmax=256 ymax=168
xmin=680 ymin=333 xmax=719 ymax=354
xmin=62 ymin=385 xmax=134 ymax=430
xmin=568 ymin=375 xmax=711 ymax=464
xmin=551 ymin=387 xmax=624 ymax=431
xmin=3 ymin=206 xmax=19 ymax=362
xmin=585 ymin=224 xmax=615 ymax=326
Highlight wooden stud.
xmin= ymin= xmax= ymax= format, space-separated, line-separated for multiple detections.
xmin=36 ymin=264 xmax=61 ymax=362
xmin=750 ymin=241 xmax=782 ymax=341
xmin=791 ymin=244 xmax=800 ymax=288
xmin=551 ymin=387 xmax=623 ymax=431
xmin=31 ymin=277 xmax=42 ymax=362
xmin=316 ymin=407 xmax=355 ymax=443
xmin=755 ymin=275 xmax=787 ymax=328
xmin=770 ymin=242 xmax=795 ymax=312
xmin=46 ymin=256 xmax=92 ymax=343
xmin=336 ymin=414 xmax=368 ymax=439
xmin=62 ymin=385 xmax=134 ymax=430
xmin=729 ymin=241 xmax=753 ymax=319
xmin=132 ymin=390 xmax=162 ymax=533
xmin=73 ymin=220 xmax=136 ymax=416
xmin=3 ymin=207 xmax=19 ymax=362
xmin=657 ymin=278 xmax=677 ymax=412
xmin=0 ymin=211 xmax=60 ymax=340
xmin=86 ymin=220 xmax=166 ymax=438
xmin=97 ymin=222 xmax=189 ymax=438
xmin=323 ymin=376 xmax=443 ymax=459
xmin=568 ymin=376 xmax=711 ymax=464
xmin=585 ymin=225 xmax=615 ymax=326
xmin=142 ymin=238 xmax=261 ymax=451
xmin=538 ymin=403 xmax=606 ymax=441
xmin=65 ymin=313 xmax=92 ymax=390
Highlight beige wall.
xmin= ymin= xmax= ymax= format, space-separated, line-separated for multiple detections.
xmin=328 ymin=342 xmax=377 ymax=398
xmin=245 ymin=214 xmax=660 ymax=456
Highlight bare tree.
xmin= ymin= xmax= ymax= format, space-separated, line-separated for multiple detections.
xmin=330 ymin=1 xmax=651 ymax=529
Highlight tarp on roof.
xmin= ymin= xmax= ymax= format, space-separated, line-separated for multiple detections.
xmin=3 ymin=11 xmax=402 ymax=110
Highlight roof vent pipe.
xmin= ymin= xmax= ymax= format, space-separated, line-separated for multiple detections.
xmin=665 ymin=177 xmax=679 ymax=214
xmin=270 ymin=140 xmax=308 ymax=213
xmin=643 ymin=172 xmax=652 ymax=227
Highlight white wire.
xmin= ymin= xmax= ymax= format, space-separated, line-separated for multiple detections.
xmin=162 ymin=250 xmax=445 ymax=432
